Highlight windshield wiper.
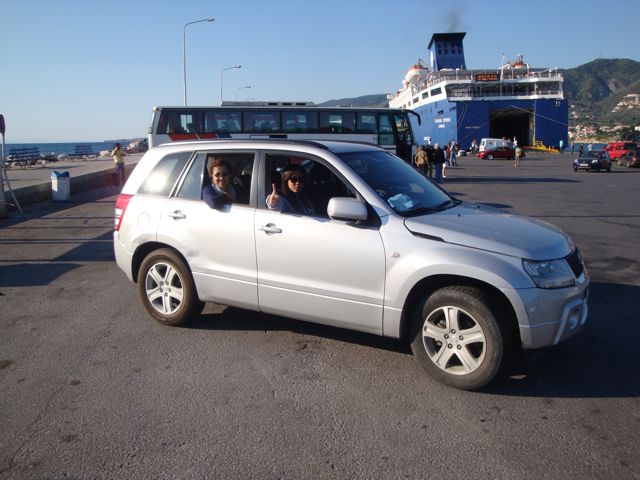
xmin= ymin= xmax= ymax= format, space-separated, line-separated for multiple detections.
xmin=403 ymin=199 xmax=458 ymax=217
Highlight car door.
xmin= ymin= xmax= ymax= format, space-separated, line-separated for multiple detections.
xmin=157 ymin=150 xmax=259 ymax=311
xmin=254 ymin=152 xmax=386 ymax=334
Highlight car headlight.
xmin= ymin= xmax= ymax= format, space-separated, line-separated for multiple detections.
xmin=591 ymin=159 xmax=598 ymax=164
xmin=522 ymin=258 xmax=575 ymax=289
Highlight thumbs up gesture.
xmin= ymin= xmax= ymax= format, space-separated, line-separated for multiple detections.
xmin=267 ymin=183 xmax=279 ymax=208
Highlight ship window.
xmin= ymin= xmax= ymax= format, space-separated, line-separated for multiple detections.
xmin=413 ymin=97 xmax=419 ymax=104
xmin=422 ymin=92 xmax=429 ymax=99
xmin=431 ymin=87 xmax=442 ymax=96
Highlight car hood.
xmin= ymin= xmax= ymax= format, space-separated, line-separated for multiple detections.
xmin=404 ymin=202 xmax=572 ymax=260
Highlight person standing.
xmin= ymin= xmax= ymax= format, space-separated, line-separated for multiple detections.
xmin=111 ymin=143 xmax=127 ymax=186
xmin=588 ymin=143 xmax=593 ymax=152
xmin=426 ymin=144 xmax=435 ymax=178
xmin=414 ymin=145 xmax=427 ymax=174
xmin=450 ymin=141 xmax=458 ymax=166
xmin=570 ymin=141 xmax=575 ymax=154
xmin=433 ymin=143 xmax=446 ymax=184
xmin=579 ymin=145 xmax=584 ymax=156
xmin=514 ymin=145 xmax=522 ymax=167
xmin=559 ymin=139 xmax=564 ymax=154
xmin=513 ymin=137 xmax=518 ymax=147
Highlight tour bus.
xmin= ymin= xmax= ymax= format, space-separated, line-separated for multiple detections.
xmin=148 ymin=102 xmax=419 ymax=162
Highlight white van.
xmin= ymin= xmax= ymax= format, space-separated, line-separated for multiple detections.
xmin=479 ymin=138 xmax=512 ymax=152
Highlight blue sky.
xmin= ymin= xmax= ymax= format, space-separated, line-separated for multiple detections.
xmin=1 ymin=0 xmax=638 ymax=142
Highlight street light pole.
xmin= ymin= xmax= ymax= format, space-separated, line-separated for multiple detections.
xmin=236 ymin=85 xmax=251 ymax=101
xmin=183 ymin=17 xmax=215 ymax=106
xmin=220 ymin=65 xmax=241 ymax=105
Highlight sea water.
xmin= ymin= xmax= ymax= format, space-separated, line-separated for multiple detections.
xmin=2 ymin=141 xmax=129 ymax=156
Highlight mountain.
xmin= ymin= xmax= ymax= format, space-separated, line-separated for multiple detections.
xmin=318 ymin=94 xmax=388 ymax=108
xmin=561 ymin=58 xmax=640 ymax=126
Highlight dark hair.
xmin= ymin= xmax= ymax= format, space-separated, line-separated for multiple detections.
xmin=208 ymin=158 xmax=232 ymax=178
xmin=280 ymin=164 xmax=306 ymax=195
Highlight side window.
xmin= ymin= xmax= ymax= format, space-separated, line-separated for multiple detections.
xmin=319 ymin=112 xmax=355 ymax=133
xmin=243 ymin=111 xmax=280 ymax=132
xmin=157 ymin=111 xmax=203 ymax=134
xmin=138 ymin=152 xmax=193 ymax=196
xmin=176 ymin=154 xmax=206 ymax=200
xmin=282 ymin=111 xmax=318 ymax=133
xmin=378 ymin=114 xmax=395 ymax=146
xmin=357 ymin=113 xmax=378 ymax=133
xmin=265 ymin=154 xmax=355 ymax=217
xmin=204 ymin=111 xmax=241 ymax=133
xmin=201 ymin=152 xmax=255 ymax=205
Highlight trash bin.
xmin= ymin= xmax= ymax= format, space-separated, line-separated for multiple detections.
xmin=51 ymin=171 xmax=70 ymax=202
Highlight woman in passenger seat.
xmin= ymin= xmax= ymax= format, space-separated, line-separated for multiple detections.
xmin=203 ymin=158 xmax=245 ymax=209
xmin=266 ymin=164 xmax=315 ymax=215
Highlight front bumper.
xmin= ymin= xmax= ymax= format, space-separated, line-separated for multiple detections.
xmin=504 ymin=273 xmax=590 ymax=350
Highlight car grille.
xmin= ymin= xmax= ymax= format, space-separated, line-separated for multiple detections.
xmin=565 ymin=249 xmax=584 ymax=278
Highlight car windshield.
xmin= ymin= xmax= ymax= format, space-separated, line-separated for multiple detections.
xmin=338 ymin=150 xmax=455 ymax=216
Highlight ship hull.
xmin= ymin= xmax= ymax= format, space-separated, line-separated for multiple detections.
xmin=409 ymin=98 xmax=568 ymax=150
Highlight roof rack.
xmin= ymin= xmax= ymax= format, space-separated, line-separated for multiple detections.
xmin=157 ymin=138 xmax=331 ymax=150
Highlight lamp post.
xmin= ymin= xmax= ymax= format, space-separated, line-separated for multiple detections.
xmin=183 ymin=17 xmax=215 ymax=106
xmin=220 ymin=65 xmax=241 ymax=105
xmin=236 ymin=85 xmax=251 ymax=101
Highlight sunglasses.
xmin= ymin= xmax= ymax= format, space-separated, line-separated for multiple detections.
xmin=289 ymin=176 xmax=305 ymax=183
xmin=214 ymin=172 xmax=229 ymax=178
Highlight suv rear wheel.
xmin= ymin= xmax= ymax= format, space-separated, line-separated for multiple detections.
xmin=137 ymin=249 xmax=204 ymax=326
xmin=410 ymin=286 xmax=509 ymax=390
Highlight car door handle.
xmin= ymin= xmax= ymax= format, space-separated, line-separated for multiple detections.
xmin=167 ymin=211 xmax=187 ymax=220
xmin=257 ymin=224 xmax=282 ymax=234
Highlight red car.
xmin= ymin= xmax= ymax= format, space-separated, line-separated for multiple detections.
xmin=476 ymin=146 xmax=524 ymax=160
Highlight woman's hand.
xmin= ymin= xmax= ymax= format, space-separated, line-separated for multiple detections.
xmin=267 ymin=183 xmax=279 ymax=207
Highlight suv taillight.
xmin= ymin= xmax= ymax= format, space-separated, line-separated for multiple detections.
xmin=114 ymin=194 xmax=133 ymax=231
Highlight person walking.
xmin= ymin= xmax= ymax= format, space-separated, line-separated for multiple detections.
xmin=570 ymin=141 xmax=575 ymax=154
xmin=579 ymin=145 xmax=584 ymax=156
xmin=559 ymin=139 xmax=564 ymax=154
xmin=433 ymin=143 xmax=446 ymax=184
xmin=111 ymin=143 xmax=127 ymax=186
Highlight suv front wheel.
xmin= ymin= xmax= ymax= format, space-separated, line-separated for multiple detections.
xmin=137 ymin=249 xmax=204 ymax=326
xmin=410 ymin=286 xmax=509 ymax=390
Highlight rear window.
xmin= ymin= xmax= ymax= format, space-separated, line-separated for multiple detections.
xmin=138 ymin=152 xmax=192 ymax=196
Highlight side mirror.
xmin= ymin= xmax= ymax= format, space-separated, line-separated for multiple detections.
xmin=327 ymin=197 xmax=368 ymax=222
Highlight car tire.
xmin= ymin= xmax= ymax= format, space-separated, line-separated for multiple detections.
xmin=410 ymin=286 xmax=511 ymax=390
xmin=573 ymin=166 xmax=578 ymax=172
xmin=137 ymin=248 xmax=204 ymax=326
xmin=607 ymin=165 xmax=611 ymax=172
xmin=627 ymin=160 xmax=632 ymax=168
xmin=487 ymin=154 xmax=493 ymax=160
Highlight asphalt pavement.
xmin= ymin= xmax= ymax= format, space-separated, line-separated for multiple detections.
xmin=0 ymin=152 xmax=639 ymax=479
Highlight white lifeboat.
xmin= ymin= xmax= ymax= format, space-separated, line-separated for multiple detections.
xmin=404 ymin=64 xmax=429 ymax=84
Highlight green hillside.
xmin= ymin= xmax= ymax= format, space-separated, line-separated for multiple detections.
xmin=562 ymin=58 xmax=640 ymax=127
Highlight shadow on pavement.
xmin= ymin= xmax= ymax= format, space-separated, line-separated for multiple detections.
xmin=189 ymin=281 xmax=639 ymax=398
xmin=0 ymin=263 xmax=80 ymax=287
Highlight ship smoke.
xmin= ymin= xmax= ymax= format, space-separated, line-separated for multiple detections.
xmin=444 ymin=5 xmax=463 ymax=32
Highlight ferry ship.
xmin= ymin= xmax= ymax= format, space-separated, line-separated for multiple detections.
xmin=388 ymin=32 xmax=568 ymax=149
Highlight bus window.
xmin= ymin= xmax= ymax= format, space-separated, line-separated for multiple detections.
xmin=244 ymin=111 xmax=280 ymax=132
xmin=282 ymin=111 xmax=318 ymax=133
xmin=204 ymin=111 xmax=241 ymax=133
xmin=158 ymin=111 xmax=202 ymax=134
xmin=357 ymin=113 xmax=378 ymax=133
xmin=378 ymin=114 xmax=395 ymax=146
xmin=319 ymin=112 xmax=355 ymax=133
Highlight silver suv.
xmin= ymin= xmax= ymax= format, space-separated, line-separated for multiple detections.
xmin=114 ymin=140 xmax=589 ymax=390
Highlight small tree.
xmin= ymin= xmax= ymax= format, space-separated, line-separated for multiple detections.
xmin=618 ymin=127 xmax=640 ymax=143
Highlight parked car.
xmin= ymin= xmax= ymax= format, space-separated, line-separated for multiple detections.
xmin=114 ymin=140 xmax=589 ymax=390
xmin=618 ymin=150 xmax=640 ymax=168
xmin=476 ymin=146 xmax=523 ymax=160
xmin=573 ymin=151 xmax=612 ymax=172
xmin=605 ymin=141 xmax=637 ymax=160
